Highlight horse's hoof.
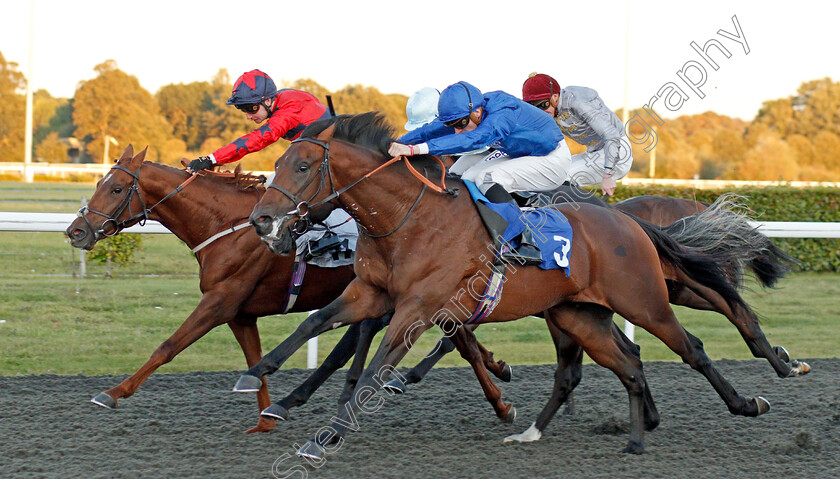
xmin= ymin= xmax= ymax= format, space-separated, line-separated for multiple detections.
xmin=622 ymin=441 xmax=645 ymax=455
xmin=789 ymin=360 xmax=811 ymax=376
xmin=91 ymin=392 xmax=117 ymax=409
xmin=773 ymin=345 xmax=791 ymax=363
xmin=296 ymin=439 xmax=326 ymax=461
xmin=232 ymin=374 xmax=262 ymax=393
xmin=502 ymin=406 xmax=516 ymax=424
xmin=261 ymin=403 xmax=290 ymax=421
xmin=244 ymin=416 xmax=276 ymax=433
xmin=755 ymin=396 xmax=771 ymax=416
xmin=503 ymin=422 xmax=542 ymax=443
xmin=381 ymin=378 xmax=406 ymax=395
xmin=499 ymin=363 xmax=513 ymax=383
xmin=644 ymin=412 xmax=661 ymax=432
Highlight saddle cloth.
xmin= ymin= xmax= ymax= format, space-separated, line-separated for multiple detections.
xmin=464 ymin=181 xmax=574 ymax=275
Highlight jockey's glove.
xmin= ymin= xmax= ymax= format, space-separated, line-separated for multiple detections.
xmin=187 ymin=156 xmax=215 ymax=173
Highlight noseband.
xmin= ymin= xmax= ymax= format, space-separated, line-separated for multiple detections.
xmin=266 ymin=137 xmax=336 ymax=234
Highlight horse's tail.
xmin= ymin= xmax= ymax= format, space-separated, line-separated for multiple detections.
xmin=627 ymin=210 xmax=752 ymax=317
xmin=659 ymin=194 xmax=798 ymax=289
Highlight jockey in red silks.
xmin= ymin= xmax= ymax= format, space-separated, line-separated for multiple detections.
xmin=187 ymin=69 xmax=330 ymax=172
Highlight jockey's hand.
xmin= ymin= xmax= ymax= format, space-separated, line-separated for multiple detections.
xmin=187 ymin=156 xmax=214 ymax=173
xmin=601 ymin=173 xmax=617 ymax=197
xmin=388 ymin=142 xmax=413 ymax=157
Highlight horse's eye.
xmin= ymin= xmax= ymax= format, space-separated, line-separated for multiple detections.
xmin=298 ymin=164 xmax=309 ymax=173
xmin=113 ymin=187 xmax=123 ymax=194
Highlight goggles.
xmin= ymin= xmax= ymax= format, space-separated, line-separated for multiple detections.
xmin=444 ymin=116 xmax=471 ymax=129
xmin=528 ymin=99 xmax=552 ymax=111
xmin=236 ymin=103 xmax=262 ymax=114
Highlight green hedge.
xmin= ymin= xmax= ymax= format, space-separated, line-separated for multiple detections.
xmin=607 ymin=185 xmax=840 ymax=272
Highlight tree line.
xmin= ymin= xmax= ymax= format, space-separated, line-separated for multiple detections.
xmin=1 ymin=51 xmax=838 ymax=180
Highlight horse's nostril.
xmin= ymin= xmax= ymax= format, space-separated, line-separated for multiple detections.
xmin=72 ymin=229 xmax=85 ymax=239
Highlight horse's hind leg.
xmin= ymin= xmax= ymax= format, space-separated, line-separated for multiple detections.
xmin=610 ymin=321 xmax=659 ymax=431
xmin=524 ymin=303 xmax=648 ymax=454
xmin=384 ymin=336 xmax=455 ymax=393
xmin=619 ymin=297 xmax=770 ymax=418
xmin=668 ymin=280 xmax=808 ymax=378
xmin=449 ymin=326 xmax=515 ymax=423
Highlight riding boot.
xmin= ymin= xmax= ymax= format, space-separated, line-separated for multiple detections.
xmin=480 ymin=184 xmax=543 ymax=266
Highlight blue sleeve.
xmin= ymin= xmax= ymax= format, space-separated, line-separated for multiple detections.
xmin=425 ymin=112 xmax=513 ymax=156
xmin=397 ymin=119 xmax=454 ymax=144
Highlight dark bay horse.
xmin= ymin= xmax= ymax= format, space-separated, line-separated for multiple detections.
xmin=241 ymin=113 xmax=778 ymax=455
xmin=66 ymin=146 xmax=363 ymax=433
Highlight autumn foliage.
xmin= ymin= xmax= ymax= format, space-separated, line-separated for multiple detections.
xmin=1 ymin=51 xmax=838 ymax=180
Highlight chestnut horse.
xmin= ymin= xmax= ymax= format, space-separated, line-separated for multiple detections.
xmin=66 ymin=146 xmax=364 ymax=433
xmin=240 ymin=113 xmax=778 ymax=455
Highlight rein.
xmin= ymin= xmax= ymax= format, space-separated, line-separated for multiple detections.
xmin=268 ymin=137 xmax=457 ymax=237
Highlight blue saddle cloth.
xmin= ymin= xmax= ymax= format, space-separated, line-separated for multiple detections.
xmin=464 ymin=181 xmax=573 ymax=276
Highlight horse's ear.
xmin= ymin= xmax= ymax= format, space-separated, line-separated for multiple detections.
xmin=134 ymin=146 xmax=148 ymax=163
xmin=118 ymin=145 xmax=135 ymax=163
xmin=315 ymin=124 xmax=336 ymax=142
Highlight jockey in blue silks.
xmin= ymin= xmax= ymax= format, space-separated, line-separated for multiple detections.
xmin=389 ymin=81 xmax=573 ymax=265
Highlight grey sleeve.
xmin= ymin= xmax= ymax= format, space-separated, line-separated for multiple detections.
xmin=573 ymin=93 xmax=625 ymax=170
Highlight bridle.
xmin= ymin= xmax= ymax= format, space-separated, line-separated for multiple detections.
xmin=267 ymin=137 xmax=457 ymax=237
xmin=77 ymin=163 xmax=198 ymax=239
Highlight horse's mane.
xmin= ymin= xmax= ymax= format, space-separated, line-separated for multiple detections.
xmin=301 ymin=112 xmax=395 ymax=158
xmin=146 ymin=161 xmax=266 ymax=193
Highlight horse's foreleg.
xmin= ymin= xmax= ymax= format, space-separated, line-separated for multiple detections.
xmin=505 ymin=313 xmax=585 ymax=444
xmin=338 ymin=313 xmax=391 ymax=405
xmin=234 ymin=279 xmax=389 ymax=391
xmin=262 ymin=322 xmax=364 ymax=423
xmin=227 ymin=317 xmax=276 ymax=433
xmin=449 ymin=326 xmax=515 ymax=423
xmin=92 ymin=292 xmax=236 ymax=409
xmin=472 ymin=328 xmax=513 ymax=382
xmin=296 ymin=303 xmax=433 ymax=463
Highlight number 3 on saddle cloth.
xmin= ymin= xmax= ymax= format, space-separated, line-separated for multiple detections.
xmin=279 ymin=209 xmax=358 ymax=313
xmin=463 ymin=180 xmax=573 ymax=275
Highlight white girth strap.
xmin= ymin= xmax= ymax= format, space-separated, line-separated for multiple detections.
xmin=191 ymin=222 xmax=253 ymax=253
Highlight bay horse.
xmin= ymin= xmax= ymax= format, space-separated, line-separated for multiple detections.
xmin=380 ymin=191 xmax=804 ymax=398
xmin=240 ymin=112 xmax=779 ymax=455
xmin=252 ymin=184 xmax=805 ymax=425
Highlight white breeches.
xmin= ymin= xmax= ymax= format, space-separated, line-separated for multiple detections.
xmin=449 ymin=140 xmax=573 ymax=194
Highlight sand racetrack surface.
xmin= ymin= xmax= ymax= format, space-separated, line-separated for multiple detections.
xmin=2 ymin=358 xmax=839 ymax=478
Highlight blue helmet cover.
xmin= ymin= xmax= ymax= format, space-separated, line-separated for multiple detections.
xmin=438 ymin=81 xmax=484 ymax=122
